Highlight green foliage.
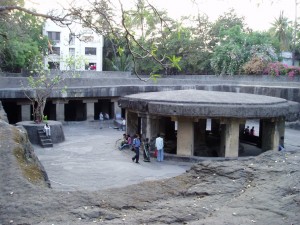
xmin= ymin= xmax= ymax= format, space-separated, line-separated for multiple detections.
xmin=210 ymin=25 xmax=245 ymax=75
xmin=42 ymin=115 xmax=48 ymax=122
xmin=100 ymin=4 xmax=299 ymax=76
xmin=208 ymin=9 xmax=246 ymax=50
xmin=167 ymin=55 xmax=182 ymax=71
xmin=210 ymin=23 xmax=279 ymax=75
xmin=269 ymin=11 xmax=293 ymax=51
xmin=149 ymin=73 xmax=161 ymax=83
xmin=0 ymin=3 xmax=48 ymax=72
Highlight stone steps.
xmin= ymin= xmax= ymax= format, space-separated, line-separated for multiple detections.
xmin=37 ymin=129 xmax=53 ymax=148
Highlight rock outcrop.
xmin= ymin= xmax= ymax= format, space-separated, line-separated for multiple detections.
xmin=0 ymin=101 xmax=8 ymax=123
xmin=0 ymin=101 xmax=299 ymax=224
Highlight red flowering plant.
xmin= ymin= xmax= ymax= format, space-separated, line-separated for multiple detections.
xmin=264 ymin=62 xmax=300 ymax=77
xmin=286 ymin=66 xmax=300 ymax=77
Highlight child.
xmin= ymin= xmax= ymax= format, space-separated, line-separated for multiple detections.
xmin=143 ymin=138 xmax=150 ymax=162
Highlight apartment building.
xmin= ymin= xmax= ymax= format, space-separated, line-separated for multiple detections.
xmin=43 ymin=20 xmax=104 ymax=71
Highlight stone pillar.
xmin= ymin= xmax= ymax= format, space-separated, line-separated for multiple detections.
xmin=21 ymin=104 xmax=31 ymax=121
xmin=83 ymin=99 xmax=97 ymax=121
xmin=112 ymin=98 xmax=122 ymax=119
xmin=126 ymin=110 xmax=138 ymax=136
xmin=138 ymin=113 xmax=147 ymax=140
xmin=219 ymin=118 xmax=240 ymax=157
xmin=148 ymin=115 xmax=160 ymax=142
xmin=177 ymin=117 xmax=194 ymax=156
xmin=261 ymin=117 xmax=285 ymax=151
xmin=277 ymin=117 xmax=285 ymax=145
xmin=194 ymin=119 xmax=207 ymax=156
xmin=258 ymin=120 xmax=263 ymax=148
xmin=53 ymin=100 xmax=68 ymax=122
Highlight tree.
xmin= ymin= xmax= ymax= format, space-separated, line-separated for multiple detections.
xmin=210 ymin=23 xmax=278 ymax=75
xmin=208 ymin=9 xmax=247 ymax=51
xmin=269 ymin=11 xmax=292 ymax=51
xmin=0 ymin=0 xmax=71 ymax=72
xmin=21 ymin=55 xmax=84 ymax=123
xmin=68 ymin=0 xmax=183 ymax=78
xmin=0 ymin=10 xmax=48 ymax=72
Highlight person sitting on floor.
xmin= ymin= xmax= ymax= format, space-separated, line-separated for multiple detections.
xmin=119 ymin=134 xmax=131 ymax=150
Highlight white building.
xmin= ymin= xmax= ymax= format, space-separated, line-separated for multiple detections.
xmin=280 ymin=51 xmax=300 ymax=66
xmin=43 ymin=20 xmax=104 ymax=71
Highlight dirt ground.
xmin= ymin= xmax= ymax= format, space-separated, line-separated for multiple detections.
xmin=0 ymin=120 xmax=299 ymax=225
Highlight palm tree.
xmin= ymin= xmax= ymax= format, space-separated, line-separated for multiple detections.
xmin=270 ymin=11 xmax=292 ymax=51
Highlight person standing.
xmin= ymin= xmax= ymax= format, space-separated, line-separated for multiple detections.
xmin=132 ymin=134 xmax=141 ymax=163
xmin=250 ymin=126 xmax=255 ymax=136
xmin=244 ymin=126 xmax=250 ymax=135
xmin=99 ymin=112 xmax=104 ymax=129
xmin=155 ymin=133 xmax=164 ymax=162
xmin=122 ymin=118 xmax=126 ymax=131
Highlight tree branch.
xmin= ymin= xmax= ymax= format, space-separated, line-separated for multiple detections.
xmin=0 ymin=6 xmax=72 ymax=24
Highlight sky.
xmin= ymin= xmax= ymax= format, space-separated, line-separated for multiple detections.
xmin=26 ymin=0 xmax=299 ymax=31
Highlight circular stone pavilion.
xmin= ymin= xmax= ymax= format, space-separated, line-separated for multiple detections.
xmin=119 ymin=89 xmax=298 ymax=158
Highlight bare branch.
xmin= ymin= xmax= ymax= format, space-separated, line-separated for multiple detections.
xmin=0 ymin=5 xmax=72 ymax=24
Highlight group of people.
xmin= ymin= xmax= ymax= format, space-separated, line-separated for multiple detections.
xmin=244 ymin=126 xmax=286 ymax=151
xmin=119 ymin=133 xmax=164 ymax=164
xmin=99 ymin=112 xmax=110 ymax=129
xmin=244 ymin=126 xmax=255 ymax=136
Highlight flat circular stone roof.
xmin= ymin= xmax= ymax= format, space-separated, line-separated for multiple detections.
xmin=119 ymin=90 xmax=291 ymax=118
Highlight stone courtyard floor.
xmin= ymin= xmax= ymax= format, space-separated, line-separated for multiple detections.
xmin=33 ymin=120 xmax=300 ymax=192
xmin=33 ymin=121 xmax=193 ymax=191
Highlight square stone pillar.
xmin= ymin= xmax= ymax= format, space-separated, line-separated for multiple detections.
xmin=21 ymin=104 xmax=31 ymax=121
xmin=277 ymin=117 xmax=285 ymax=146
xmin=112 ymin=98 xmax=122 ymax=119
xmin=220 ymin=118 xmax=241 ymax=157
xmin=83 ymin=99 xmax=97 ymax=121
xmin=142 ymin=114 xmax=160 ymax=142
xmin=86 ymin=102 xmax=94 ymax=121
xmin=177 ymin=117 xmax=194 ymax=156
xmin=261 ymin=117 xmax=285 ymax=151
xmin=126 ymin=110 xmax=138 ymax=136
xmin=53 ymin=100 xmax=68 ymax=122
xmin=138 ymin=113 xmax=147 ymax=140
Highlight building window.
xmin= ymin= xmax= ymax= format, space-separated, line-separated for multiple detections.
xmin=82 ymin=35 xmax=94 ymax=42
xmin=48 ymin=62 xmax=60 ymax=69
xmin=85 ymin=47 xmax=96 ymax=55
xmin=50 ymin=47 xmax=60 ymax=55
xmin=69 ymin=33 xmax=75 ymax=45
xmin=69 ymin=48 xmax=75 ymax=56
xmin=47 ymin=31 xmax=60 ymax=44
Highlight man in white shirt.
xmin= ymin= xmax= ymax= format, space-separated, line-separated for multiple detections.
xmin=155 ymin=133 xmax=164 ymax=162
xmin=99 ymin=112 xmax=104 ymax=129
xmin=43 ymin=123 xmax=51 ymax=137
xmin=122 ymin=118 xmax=126 ymax=131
